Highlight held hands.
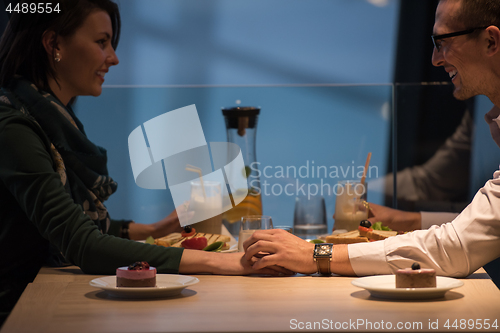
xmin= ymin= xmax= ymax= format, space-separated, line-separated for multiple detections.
xmin=243 ymin=229 xmax=317 ymax=274
xmin=203 ymin=251 xmax=295 ymax=276
xmin=365 ymin=202 xmax=421 ymax=232
xmin=179 ymin=250 xmax=294 ymax=276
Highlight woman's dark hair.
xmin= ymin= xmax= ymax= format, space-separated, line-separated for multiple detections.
xmin=0 ymin=0 xmax=121 ymax=91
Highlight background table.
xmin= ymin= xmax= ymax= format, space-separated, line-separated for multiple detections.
xmin=2 ymin=266 xmax=500 ymax=333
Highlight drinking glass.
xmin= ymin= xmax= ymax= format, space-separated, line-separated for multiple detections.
xmin=238 ymin=215 xmax=273 ymax=252
xmin=189 ymin=181 xmax=223 ymax=234
xmin=293 ymin=196 xmax=327 ymax=240
xmin=274 ymin=226 xmax=293 ymax=233
xmin=333 ymin=180 xmax=368 ymax=232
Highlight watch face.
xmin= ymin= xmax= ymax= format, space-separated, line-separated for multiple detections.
xmin=315 ymin=244 xmax=332 ymax=257
xmin=318 ymin=248 xmax=328 ymax=255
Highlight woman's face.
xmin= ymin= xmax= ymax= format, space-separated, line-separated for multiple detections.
xmin=54 ymin=10 xmax=119 ymax=104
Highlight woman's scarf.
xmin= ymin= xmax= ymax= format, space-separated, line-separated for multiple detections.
xmin=0 ymin=77 xmax=117 ymax=234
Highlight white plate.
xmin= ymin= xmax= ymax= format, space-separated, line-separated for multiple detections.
xmin=89 ymin=274 xmax=199 ymax=298
xmin=352 ymin=275 xmax=463 ymax=300
xmin=221 ymin=243 xmax=238 ymax=253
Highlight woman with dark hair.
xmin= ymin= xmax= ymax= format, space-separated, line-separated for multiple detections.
xmin=0 ymin=0 xmax=283 ymax=325
xmin=0 ymin=0 xmax=121 ymax=91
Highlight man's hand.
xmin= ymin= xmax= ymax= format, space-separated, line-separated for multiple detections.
xmin=243 ymin=229 xmax=317 ymax=274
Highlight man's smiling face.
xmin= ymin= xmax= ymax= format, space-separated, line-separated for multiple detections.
xmin=431 ymin=0 xmax=487 ymax=100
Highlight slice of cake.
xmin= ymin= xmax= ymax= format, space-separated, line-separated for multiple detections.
xmin=116 ymin=261 xmax=156 ymax=287
xmin=395 ymin=262 xmax=436 ymax=288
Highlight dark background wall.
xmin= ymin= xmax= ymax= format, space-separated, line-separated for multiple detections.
xmin=393 ymin=0 xmax=472 ymax=171
xmin=390 ymin=0 xmax=473 ymax=211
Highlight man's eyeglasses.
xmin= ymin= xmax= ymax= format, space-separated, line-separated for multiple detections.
xmin=431 ymin=27 xmax=489 ymax=51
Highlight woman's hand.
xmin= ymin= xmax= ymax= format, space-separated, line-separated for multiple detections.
xmin=366 ymin=202 xmax=421 ymax=231
xmin=149 ymin=208 xmax=186 ymax=238
xmin=242 ymin=229 xmax=317 ymax=274
xmin=128 ymin=204 xmax=192 ymax=240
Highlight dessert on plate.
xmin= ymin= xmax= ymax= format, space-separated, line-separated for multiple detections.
xmin=116 ymin=261 xmax=156 ymax=287
xmin=395 ymin=262 xmax=436 ymax=288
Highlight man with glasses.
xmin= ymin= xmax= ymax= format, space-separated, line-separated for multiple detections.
xmin=432 ymin=27 xmax=488 ymax=52
xmin=243 ymin=0 xmax=500 ymax=286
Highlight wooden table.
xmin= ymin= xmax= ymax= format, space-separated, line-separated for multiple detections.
xmin=2 ymin=266 xmax=500 ymax=333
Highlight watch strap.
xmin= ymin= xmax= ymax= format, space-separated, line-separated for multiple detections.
xmin=316 ymin=257 xmax=331 ymax=276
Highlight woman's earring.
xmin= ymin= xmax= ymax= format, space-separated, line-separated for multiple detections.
xmin=54 ymin=53 xmax=61 ymax=63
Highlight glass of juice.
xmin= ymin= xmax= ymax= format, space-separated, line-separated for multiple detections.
xmin=190 ymin=181 xmax=223 ymax=234
xmin=238 ymin=215 xmax=273 ymax=252
xmin=333 ymin=180 xmax=368 ymax=232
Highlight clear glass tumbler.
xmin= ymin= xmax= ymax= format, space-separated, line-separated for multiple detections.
xmin=293 ymin=196 xmax=327 ymax=241
xmin=238 ymin=215 xmax=273 ymax=252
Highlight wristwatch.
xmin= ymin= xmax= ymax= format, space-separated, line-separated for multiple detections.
xmin=313 ymin=243 xmax=333 ymax=275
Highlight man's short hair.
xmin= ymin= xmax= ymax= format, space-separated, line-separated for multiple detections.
xmin=455 ymin=0 xmax=500 ymax=29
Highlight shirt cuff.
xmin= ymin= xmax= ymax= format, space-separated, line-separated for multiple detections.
xmin=348 ymin=241 xmax=393 ymax=276
xmin=420 ymin=212 xmax=459 ymax=229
